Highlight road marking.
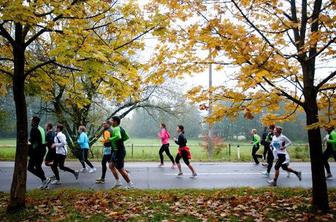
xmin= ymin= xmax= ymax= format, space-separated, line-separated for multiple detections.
xmin=163 ymin=172 xmax=311 ymax=176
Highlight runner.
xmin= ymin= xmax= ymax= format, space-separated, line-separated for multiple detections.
xmin=77 ymin=125 xmax=96 ymax=173
xmin=267 ymin=126 xmax=302 ymax=186
xmin=261 ymin=124 xmax=275 ymax=177
xmin=323 ymin=126 xmax=336 ymax=178
xmin=174 ymin=125 xmax=197 ymax=177
xmin=28 ymin=116 xmax=51 ymax=189
xmin=158 ymin=123 xmax=176 ymax=168
xmin=261 ymin=127 xmax=268 ymax=160
xmin=108 ymin=117 xmax=134 ymax=189
xmin=45 ymin=123 xmax=56 ymax=167
xmin=50 ymin=124 xmax=79 ymax=185
xmin=96 ymin=121 xmax=113 ymax=184
xmin=251 ymin=129 xmax=262 ymax=165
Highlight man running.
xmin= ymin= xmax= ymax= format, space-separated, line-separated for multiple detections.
xmin=323 ymin=126 xmax=336 ymax=178
xmin=96 ymin=121 xmax=113 ymax=184
xmin=158 ymin=123 xmax=175 ymax=168
xmin=261 ymin=124 xmax=275 ymax=177
xmin=268 ymin=126 xmax=302 ymax=186
xmin=50 ymin=124 xmax=79 ymax=185
xmin=108 ymin=117 xmax=134 ymax=189
xmin=28 ymin=116 xmax=51 ymax=189
xmin=251 ymin=129 xmax=262 ymax=165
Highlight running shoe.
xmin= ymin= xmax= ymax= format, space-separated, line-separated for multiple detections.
xmin=171 ymin=164 xmax=176 ymax=169
xmin=74 ymin=171 xmax=79 ymax=180
xmin=261 ymin=171 xmax=270 ymax=177
xmin=126 ymin=182 xmax=135 ymax=189
xmin=261 ymin=163 xmax=268 ymax=167
xmin=326 ymin=173 xmax=333 ymax=179
xmin=177 ymin=172 xmax=183 ymax=176
xmin=158 ymin=164 xmax=164 ymax=167
xmin=79 ymin=168 xmax=86 ymax=173
xmin=112 ymin=180 xmax=122 ymax=188
xmin=95 ymin=178 xmax=105 ymax=184
xmin=267 ymin=179 xmax=277 ymax=186
xmin=39 ymin=177 xmax=51 ymax=189
xmin=297 ymin=171 xmax=302 ymax=181
xmin=287 ymin=172 xmax=291 ymax=178
xmin=51 ymin=180 xmax=61 ymax=185
xmin=190 ymin=173 xmax=197 ymax=178
xmin=88 ymin=167 xmax=97 ymax=173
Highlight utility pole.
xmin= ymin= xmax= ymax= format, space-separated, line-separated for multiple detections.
xmin=208 ymin=49 xmax=213 ymax=159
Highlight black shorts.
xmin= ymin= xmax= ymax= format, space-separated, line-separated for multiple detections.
xmin=274 ymin=154 xmax=286 ymax=170
xmin=111 ymin=149 xmax=126 ymax=169
xmin=45 ymin=147 xmax=56 ymax=163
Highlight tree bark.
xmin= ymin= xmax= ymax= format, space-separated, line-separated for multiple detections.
xmin=7 ymin=24 xmax=28 ymax=213
xmin=305 ymin=98 xmax=329 ymax=211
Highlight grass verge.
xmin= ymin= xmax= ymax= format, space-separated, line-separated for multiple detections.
xmin=0 ymin=188 xmax=335 ymax=221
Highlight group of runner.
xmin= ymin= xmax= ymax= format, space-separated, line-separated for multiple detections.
xmin=251 ymin=124 xmax=336 ymax=186
xmin=27 ymin=115 xmax=197 ymax=190
xmin=28 ymin=116 xmax=134 ymax=189
xmin=27 ymin=115 xmax=336 ymax=189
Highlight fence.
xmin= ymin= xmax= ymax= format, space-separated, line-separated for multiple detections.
xmin=0 ymin=143 xmax=311 ymax=161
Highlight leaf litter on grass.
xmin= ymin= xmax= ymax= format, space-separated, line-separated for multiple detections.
xmin=0 ymin=188 xmax=335 ymax=221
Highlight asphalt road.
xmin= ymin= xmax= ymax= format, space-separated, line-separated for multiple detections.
xmin=0 ymin=161 xmax=335 ymax=191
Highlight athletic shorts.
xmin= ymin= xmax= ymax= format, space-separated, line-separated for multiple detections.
xmin=45 ymin=147 xmax=56 ymax=163
xmin=274 ymin=154 xmax=286 ymax=170
xmin=111 ymin=149 xmax=126 ymax=169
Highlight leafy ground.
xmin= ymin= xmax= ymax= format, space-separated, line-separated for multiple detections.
xmin=0 ymin=138 xmax=310 ymax=162
xmin=0 ymin=188 xmax=335 ymax=221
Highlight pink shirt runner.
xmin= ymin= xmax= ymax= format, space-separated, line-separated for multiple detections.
xmin=158 ymin=128 xmax=170 ymax=144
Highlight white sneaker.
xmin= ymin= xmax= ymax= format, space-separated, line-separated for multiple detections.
xmin=112 ymin=180 xmax=122 ymax=188
xmin=267 ymin=179 xmax=277 ymax=186
xmin=88 ymin=167 xmax=96 ymax=173
xmin=158 ymin=164 xmax=164 ymax=167
xmin=261 ymin=171 xmax=270 ymax=177
xmin=126 ymin=182 xmax=135 ymax=189
xmin=51 ymin=180 xmax=61 ymax=185
xmin=287 ymin=172 xmax=291 ymax=178
xmin=39 ymin=177 xmax=51 ymax=189
xmin=79 ymin=168 xmax=86 ymax=173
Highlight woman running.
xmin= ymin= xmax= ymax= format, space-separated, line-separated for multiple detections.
xmin=50 ymin=124 xmax=79 ymax=185
xmin=251 ymin=129 xmax=262 ymax=165
xmin=174 ymin=125 xmax=197 ymax=177
xmin=267 ymin=126 xmax=301 ymax=186
xmin=158 ymin=123 xmax=175 ymax=168
xmin=96 ymin=121 xmax=113 ymax=184
xmin=77 ymin=125 xmax=96 ymax=173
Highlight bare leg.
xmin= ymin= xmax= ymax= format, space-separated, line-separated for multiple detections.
xmin=109 ymin=162 xmax=119 ymax=180
xmin=187 ymin=164 xmax=196 ymax=175
xmin=117 ymin=168 xmax=130 ymax=183
xmin=177 ymin=163 xmax=182 ymax=173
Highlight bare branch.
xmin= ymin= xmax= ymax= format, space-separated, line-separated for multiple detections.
xmin=317 ymin=70 xmax=336 ymax=90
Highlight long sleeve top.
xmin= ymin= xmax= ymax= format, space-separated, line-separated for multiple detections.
xmin=54 ymin=132 xmax=68 ymax=155
xmin=109 ymin=126 xmax=128 ymax=151
xmin=175 ymin=133 xmax=187 ymax=148
xmin=158 ymin=129 xmax=170 ymax=145
xmin=327 ymin=130 xmax=336 ymax=151
xmin=271 ymin=134 xmax=292 ymax=155
xmin=77 ymin=132 xmax=89 ymax=149
xmin=252 ymin=134 xmax=261 ymax=146
xmin=29 ymin=125 xmax=46 ymax=150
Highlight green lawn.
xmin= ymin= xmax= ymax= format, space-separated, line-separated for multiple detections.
xmin=0 ymin=138 xmax=310 ymax=161
xmin=1 ymin=188 xmax=335 ymax=221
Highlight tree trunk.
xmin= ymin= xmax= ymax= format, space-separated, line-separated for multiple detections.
xmin=305 ymin=96 xmax=329 ymax=211
xmin=7 ymin=24 xmax=28 ymax=213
